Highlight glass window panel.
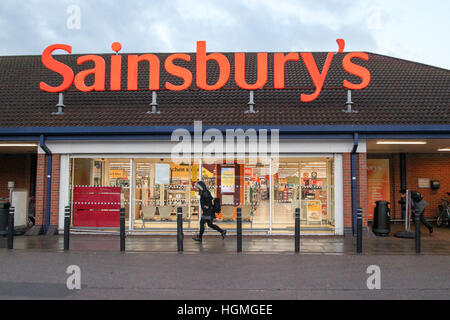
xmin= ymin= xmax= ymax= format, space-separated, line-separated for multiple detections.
xmin=272 ymin=157 xmax=335 ymax=234
xmin=133 ymin=158 xmax=192 ymax=230
xmin=69 ymin=155 xmax=335 ymax=235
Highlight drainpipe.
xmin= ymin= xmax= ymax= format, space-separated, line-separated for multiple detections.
xmin=399 ymin=153 xmax=407 ymax=220
xmin=39 ymin=135 xmax=52 ymax=233
xmin=400 ymin=153 xmax=406 ymax=191
xmin=351 ymin=133 xmax=359 ymax=236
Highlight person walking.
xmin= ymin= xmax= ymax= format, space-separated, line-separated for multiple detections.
xmin=192 ymin=181 xmax=227 ymax=242
xmin=411 ymin=191 xmax=433 ymax=234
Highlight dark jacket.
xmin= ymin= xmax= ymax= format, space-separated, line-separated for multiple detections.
xmin=197 ymin=181 xmax=215 ymax=219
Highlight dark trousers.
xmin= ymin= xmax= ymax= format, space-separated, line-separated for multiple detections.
xmin=420 ymin=213 xmax=433 ymax=230
xmin=199 ymin=218 xmax=224 ymax=237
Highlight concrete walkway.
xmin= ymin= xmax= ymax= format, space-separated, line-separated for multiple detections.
xmin=1 ymin=226 xmax=450 ymax=255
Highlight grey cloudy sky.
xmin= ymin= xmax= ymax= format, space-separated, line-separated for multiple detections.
xmin=0 ymin=0 xmax=449 ymax=69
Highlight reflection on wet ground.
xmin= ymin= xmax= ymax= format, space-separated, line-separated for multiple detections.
xmin=1 ymin=230 xmax=450 ymax=255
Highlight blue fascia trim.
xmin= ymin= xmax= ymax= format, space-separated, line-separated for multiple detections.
xmin=0 ymin=136 xmax=41 ymax=141
xmin=359 ymin=134 xmax=450 ymax=139
xmin=1 ymin=132 xmax=450 ymax=142
xmin=43 ymin=134 xmax=356 ymax=141
xmin=0 ymin=124 xmax=449 ymax=136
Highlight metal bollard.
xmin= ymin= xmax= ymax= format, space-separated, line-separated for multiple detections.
xmin=120 ymin=207 xmax=125 ymax=252
xmin=356 ymin=208 xmax=363 ymax=253
xmin=7 ymin=206 xmax=14 ymax=250
xmin=64 ymin=206 xmax=71 ymax=251
xmin=295 ymin=208 xmax=300 ymax=253
xmin=237 ymin=207 xmax=242 ymax=252
xmin=415 ymin=211 xmax=421 ymax=254
xmin=177 ymin=207 xmax=184 ymax=252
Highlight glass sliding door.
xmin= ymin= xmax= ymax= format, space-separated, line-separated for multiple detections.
xmin=133 ymin=158 xmax=192 ymax=230
xmin=272 ymin=157 xmax=335 ymax=233
xmin=272 ymin=160 xmax=300 ymax=231
xmin=242 ymin=159 xmax=270 ymax=231
xmin=198 ymin=158 xmax=271 ymax=232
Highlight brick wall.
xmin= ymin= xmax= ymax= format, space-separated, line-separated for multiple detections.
xmin=368 ymin=153 xmax=450 ymax=220
xmin=35 ymin=154 xmax=46 ymax=225
xmin=0 ymin=154 xmax=32 ymax=199
xmin=343 ymin=152 xmax=369 ymax=230
xmin=404 ymin=155 xmax=450 ymax=218
xmin=343 ymin=153 xmax=352 ymax=228
xmin=50 ymin=154 xmax=60 ymax=225
xmin=35 ymin=153 xmax=61 ymax=226
xmin=358 ymin=152 xmax=368 ymax=227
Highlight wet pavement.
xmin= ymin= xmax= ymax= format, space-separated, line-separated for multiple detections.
xmin=1 ymin=225 xmax=450 ymax=300
xmin=1 ymin=224 xmax=450 ymax=255
xmin=1 ymin=249 xmax=449 ymax=299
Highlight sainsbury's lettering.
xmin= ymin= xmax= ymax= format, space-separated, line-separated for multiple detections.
xmin=39 ymin=39 xmax=371 ymax=102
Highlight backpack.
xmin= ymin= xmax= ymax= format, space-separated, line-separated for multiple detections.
xmin=213 ymin=197 xmax=221 ymax=214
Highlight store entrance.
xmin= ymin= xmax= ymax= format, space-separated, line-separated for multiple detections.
xmin=201 ymin=161 xmax=269 ymax=232
xmin=272 ymin=158 xmax=335 ymax=234
xmin=69 ymin=156 xmax=335 ymax=234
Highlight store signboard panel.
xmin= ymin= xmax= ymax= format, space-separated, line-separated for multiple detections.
xmin=170 ymin=164 xmax=190 ymax=179
xmin=216 ymin=164 xmax=242 ymax=206
xmin=221 ymin=167 xmax=235 ymax=193
xmin=110 ymin=169 xmax=125 ymax=179
xmin=40 ymin=41 xmax=372 ymax=105
xmin=367 ymin=159 xmax=390 ymax=220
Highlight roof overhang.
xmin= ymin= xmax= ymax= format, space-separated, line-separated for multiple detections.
xmin=0 ymin=124 xmax=449 ymax=141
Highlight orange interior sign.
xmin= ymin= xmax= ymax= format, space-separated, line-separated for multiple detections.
xmin=367 ymin=159 xmax=391 ymax=220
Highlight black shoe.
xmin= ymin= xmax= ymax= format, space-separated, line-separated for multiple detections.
xmin=221 ymin=229 xmax=227 ymax=239
xmin=192 ymin=235 xmax=202 ymax=242
xmin=429 ymin=227 xmax=433 ymax=234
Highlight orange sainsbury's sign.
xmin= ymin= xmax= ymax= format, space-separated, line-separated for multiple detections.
xmin=39 ymin=39 xmax=371 ymax=103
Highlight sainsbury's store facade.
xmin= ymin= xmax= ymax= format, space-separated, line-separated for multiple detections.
xmin=0 ymin=44 xmax=449 ymax=236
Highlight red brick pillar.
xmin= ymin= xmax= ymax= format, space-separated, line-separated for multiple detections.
xmin=50 ymin=154 xmax=60 ymax=226
xmin=358 ymin=152 xmax=368 ymax=227
xmin=343 ymin=152 xmax=368 ymax=232
xmin=35 ymin=154 xmax=46 ymax=226
xmin=34 ymin=153 xmax=61 ymax=228
xmin=343 ymin=153 xmax=352 ymax=230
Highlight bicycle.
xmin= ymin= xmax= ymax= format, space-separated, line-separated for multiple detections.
xmin=436 ymin=194 xmax=450 ymax=227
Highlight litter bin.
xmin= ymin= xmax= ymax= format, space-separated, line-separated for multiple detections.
xmin=0 ymin=202 xmax=11 ymax=236
xmin=372 ymin=200 xmax=390 ymax=236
